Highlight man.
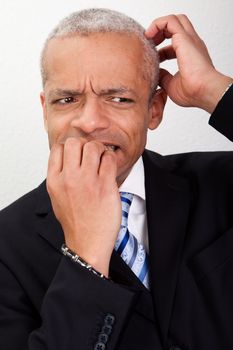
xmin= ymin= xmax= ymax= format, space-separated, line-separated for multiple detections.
xmin=0 ymin=8 xmax=232 ymax=350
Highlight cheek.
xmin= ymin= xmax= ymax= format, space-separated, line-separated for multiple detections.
xmin=129 ymin=117 xmax=149 ymax=145
xmin=46 ymin=115 xmax=70 ymax=142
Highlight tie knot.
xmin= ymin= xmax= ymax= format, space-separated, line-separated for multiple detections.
xmin=120 ymin=192 xmax=133 ymax=227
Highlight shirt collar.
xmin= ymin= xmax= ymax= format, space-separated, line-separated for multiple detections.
xmin=119 ymin=156 xmax=145 ymax=200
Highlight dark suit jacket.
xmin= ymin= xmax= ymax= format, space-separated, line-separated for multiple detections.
xmin=0 ymin=86 xmax=233 ymax=350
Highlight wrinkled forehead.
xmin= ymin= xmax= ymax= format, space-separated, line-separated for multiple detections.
xmin=42 ymin=33 xmax=150 ymax=94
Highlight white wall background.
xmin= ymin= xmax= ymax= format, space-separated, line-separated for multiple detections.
xmin=0 ymin=0 xmax=232 ymax=209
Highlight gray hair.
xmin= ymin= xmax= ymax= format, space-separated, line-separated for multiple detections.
xmin=40 ymin=8 xmax=159 ymax=98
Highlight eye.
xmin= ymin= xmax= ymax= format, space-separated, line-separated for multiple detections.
xmin=111 ymin=97 xmax=133 ymax=103
xmin=55 ymin=97 xmax=77 ymax=105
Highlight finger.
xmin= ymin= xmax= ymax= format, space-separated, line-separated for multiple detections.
xmin=99 ymin=151 xmax=117 ymax=182
xmin=176 ymin=14 xmax=199 ymax=37
xmin=158 ymin=45 xmax=176 ymax=63
xmin=81 ymin=141 xmax=106 ymax=174
xmin=159 ymin=68 xmax=174 ymax=93
xmin=147 ymin=29 xmax=172 ymax=47
xmin=63 ymin=137 xmax=85 ymax=171
xmin=145 ymin=15 xmax=185 ymax=45
xmin=47 ymin=143 xmax=64 ymax=177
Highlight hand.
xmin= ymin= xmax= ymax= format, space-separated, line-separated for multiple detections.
xmin=46 ymin=137 xmax=121 ymax=277
xmin=145 ymin=14 xmax=232 ymax=113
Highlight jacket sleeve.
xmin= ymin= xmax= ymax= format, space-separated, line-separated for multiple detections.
xmin=0 ymin=256 xmax=137 ymax=350
xmin=209 ymin=84 xmax=233 ymax=141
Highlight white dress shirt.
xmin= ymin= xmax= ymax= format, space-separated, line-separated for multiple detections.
xmin=119 ymin=157 xmax=149 ymax=252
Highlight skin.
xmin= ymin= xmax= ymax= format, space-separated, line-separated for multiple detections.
xmin=41 ymin=32 xmax=165 ymax=276
xmin=145 ymin=14 xmax=232 ymax=113
xmin=41 ymin=32 xmax=164 ymax=186
xmin=41 ymin=15 xmax=232 ymax=276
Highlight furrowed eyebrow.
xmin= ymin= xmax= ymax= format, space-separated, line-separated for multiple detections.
xmin=98 ymin=87 xmax=137 ymax=97
xmin=48 ymin=89 xmax=83 ymax=100
xmin=47 ymin=87 xmax=137 ymax=100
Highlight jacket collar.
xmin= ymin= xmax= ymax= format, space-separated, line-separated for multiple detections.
xmin=143 ymin=150 xmax=191 ymax=346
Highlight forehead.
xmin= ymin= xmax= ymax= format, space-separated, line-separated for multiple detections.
xmin=44 ymin=32 xmax=148 ymax=91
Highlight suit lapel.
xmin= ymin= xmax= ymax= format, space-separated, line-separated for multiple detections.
xmin=143 ymin=150 xmax=191 ymax=346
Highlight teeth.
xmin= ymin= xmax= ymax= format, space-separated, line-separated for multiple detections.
xmin=104 ymin=144 xmax=117 ymax=151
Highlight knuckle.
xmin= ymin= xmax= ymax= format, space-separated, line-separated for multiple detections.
xmin=84 ymin=140 xmax=103 ymax=153
xmin=65 ymin=136 xmax=76 ymax=145
xmin=169 ymin=14 xmax=177 ymax=21
xmin=178 ymin=13 xmax=188 ymax=19
xmin=65 ymin=137 xmax=79 ymax=148
xmin=83 ymin=141 xmax=95 ymax=155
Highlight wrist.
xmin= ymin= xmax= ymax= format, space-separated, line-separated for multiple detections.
xmin=65 ymin=239 xmax=111 ymax=277
xmin=61 ymin=243 xmax=111 ymax=280
xmin=197 ymin=71 xmax=233 ymax=113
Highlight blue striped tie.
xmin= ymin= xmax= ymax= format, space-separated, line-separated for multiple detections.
xmin=115 ymin=192 xmax=150 ymax=289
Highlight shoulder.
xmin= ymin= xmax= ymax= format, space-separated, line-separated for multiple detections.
xmin=0 ymin=181 xmax=60 ymax=306
xmin=143 ymin=149 xmax=233 ymax=190
xmin=0 ymin=181 xmax=47 ymax=223
xmin=144 ymin=148 xmax=233 ymax=173
xmin=0 ymin=181 xmax=49 ymax=249
xmin=166 ymin=150 xmax=233 ymax=180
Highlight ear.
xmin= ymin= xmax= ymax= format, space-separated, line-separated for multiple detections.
xmin=148 ymin=88 xmax=167 ymax=130
xmin=40 ymin=92 xmax=48 ymax=132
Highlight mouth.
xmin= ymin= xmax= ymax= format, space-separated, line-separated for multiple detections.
xmin=103 ymin=144 xmax=119 ymax=152
xmin=58 ymin=137 xmax=120 ymax=152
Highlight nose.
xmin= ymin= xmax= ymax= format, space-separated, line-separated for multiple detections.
xmin=70 ymin=98 xmax=110 ymax=135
